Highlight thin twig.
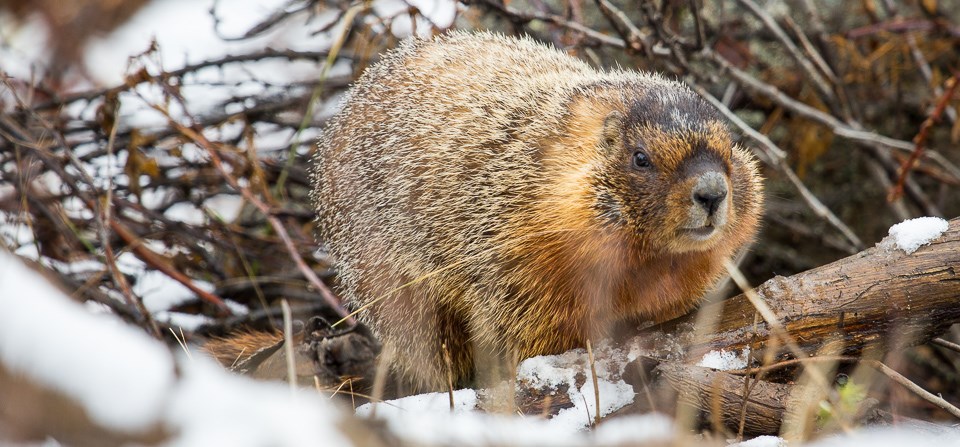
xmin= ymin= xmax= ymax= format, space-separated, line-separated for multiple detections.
xmin=932 ymin=338 xmax=960 ymax=355
xmin=110 ymin=220 xmax=232 ymax=314
xmin=99 ymin=97 xmax=162 ymax=338
xmin=889 ymin=73 xmax=960 ymax=201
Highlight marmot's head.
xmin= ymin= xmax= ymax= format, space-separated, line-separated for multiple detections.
xmin=575 ymin=80 xmax=763 ymax=255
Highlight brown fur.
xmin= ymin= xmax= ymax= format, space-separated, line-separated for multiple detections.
xmin=203 ymin=331 xmax=282 ymax=368
xmin=308 ymin=32 xmax=764 ymax=393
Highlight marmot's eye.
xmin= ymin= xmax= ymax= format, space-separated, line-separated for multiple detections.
xmin=632 ymin=150 xmax=652 ymax=170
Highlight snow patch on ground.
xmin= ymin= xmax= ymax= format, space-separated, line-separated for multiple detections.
xmin=163 ymin=357 xmax=352 ymax=447
xmin=354 ymin=390 xmax=536 ymax=446
xmin=732 ymin=435 xmax=787 ymax=447
xmin=592 ymin=413 xmax=675 ymax=445
xmin=517 ymin=344 xmax=637 ymax=431
xmin=364 ymin=410 xmax=575 ymax=446
xmin=698 ymin=347 xmax=751 ymax=371
xmin=357 ymin=343 xmax=646 ymax=442
xmin=878 ymin=216 xmax=949 ymax=255
xmin=806 ymin=426 xmax=960 ymax=446
xmin=356 ymin=389 xmax=478 ymax=417
xmin=204 ymin=194 xmax=245 ymax=222
xmin=165 ymin=202 xmax=207 ymax=226
xmin=224 ymin=299 xmax=250 ymax=316
xmin=358 ymin=403 xmax=674 ymax=447
xmin=10 ymin=246 xmax=959 ymax=446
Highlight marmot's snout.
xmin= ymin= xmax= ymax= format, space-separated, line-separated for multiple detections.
xmin=693 ymin=172 xmax=728 ymax=216
xmin=684 ymin=170 xmax=730 ymax=241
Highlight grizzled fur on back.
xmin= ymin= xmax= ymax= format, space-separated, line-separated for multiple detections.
xmin=312 ymin=32 xmax=763 ymax=393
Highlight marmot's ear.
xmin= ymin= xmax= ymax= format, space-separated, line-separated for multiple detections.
xmin=601 ymin=110 xmax=624 ymax=149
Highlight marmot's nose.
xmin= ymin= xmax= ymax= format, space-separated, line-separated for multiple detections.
xmin=692 ymin=172 xmax=728 ymax=216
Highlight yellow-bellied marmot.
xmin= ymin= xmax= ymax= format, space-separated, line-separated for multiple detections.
xmin=312 ymin=31 xmax=764 ymax=393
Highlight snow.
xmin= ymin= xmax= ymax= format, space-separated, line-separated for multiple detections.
xmin=152 ymin=194 xmax=243 ymax=225
xmin=373 ymin=0 xmax=458 ymax=38
xmin=163 ymin=357 xmax=352 ymax=447
xmin=204 ymin=194 xmax=245 ymax=223
xmin=0 ymin=12 xmax=50 ymax=79
xmin=592 ymin=413 xmax=675 ymax=445
xmin=0 ymin=250 xmax=351 ymax=446
xmin=698 ymin=347 xmax=751 ymax=371
xmin=516 ymin=345 xmax=637 ymax=431
xmin=365 ymin=409 xmax=576 ymax=446
xmin=164 ymin=202 xmax=207 ymax=226
xmin=156 ymin=311 xmax=216 ymax=331
xmin=358 ymin=402 xmax=675 ymax=447
xmin=0 ymin=221 xmax=37 ymax=250
xmin=136 ymin=270 xmax=214 ymax=313
xmin=354 ymin=345 xmax=663 ymax=445
xmin=84 ymin=0 xmax=323 ymax=85
xmin=879 ymin=217 xmax=949 ymax=255
xmin=3 ymin=0 xmax=457 ymax=87
xmin=356 ymin=389 xmax=478 ymax=417
xmin=224 ymin=299 xmax=251 ymax=315
xmin=0 ymin=250 xmax=176 ymax=431
xmin=732 ymin=435 xmax=787 ymax=447
xmin=806 ymin=426 xmax=960 ymax=446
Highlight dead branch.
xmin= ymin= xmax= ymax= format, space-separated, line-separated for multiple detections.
xmin=890 ymin=73 xmax=960 ymax=201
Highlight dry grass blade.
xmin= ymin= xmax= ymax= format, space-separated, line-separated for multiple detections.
xmin=585 ymin=339 xmax=600 ymax=426
xmin=281 ymin=299 xmax=297 ymax=392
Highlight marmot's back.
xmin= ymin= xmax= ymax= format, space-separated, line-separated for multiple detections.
xmin=316 ymin=33 xmax=599 ymax=259
xmin=313 ymin=32 xmax=763 ymax=393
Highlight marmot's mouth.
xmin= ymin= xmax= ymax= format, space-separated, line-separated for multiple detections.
xmin=680 ymin=224 xmax=717 ymax=240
